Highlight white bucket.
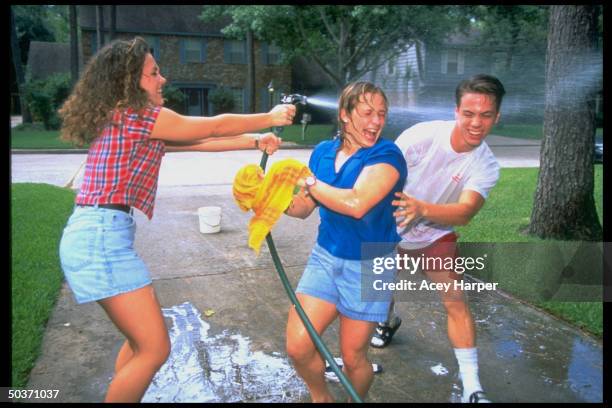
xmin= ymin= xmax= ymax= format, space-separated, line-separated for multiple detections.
xmin=198 ymin=206 xmax=222 ymax=234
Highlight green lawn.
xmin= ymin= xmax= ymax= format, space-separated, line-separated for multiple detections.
xmin=11 ymin=183 xmax=76 ymax=387
xmin=275 ymin=124 xmax=335 ymax=145
xmin=492 ymin=124 xmax=543 ymax=140
xmin=457 ymin=165 xmax=604 ymax=337
xmin=11 ymin=124 xmax=77 ymax=149
xmin=493 ymin=123 xmax=603 ymax=140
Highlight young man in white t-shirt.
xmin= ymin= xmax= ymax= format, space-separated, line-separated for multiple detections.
xmin=371 ymin=74 xmax=505 ymax=403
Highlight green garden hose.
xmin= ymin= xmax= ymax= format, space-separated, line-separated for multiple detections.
xmin=259 ymin=151 xmax=363 ymax=403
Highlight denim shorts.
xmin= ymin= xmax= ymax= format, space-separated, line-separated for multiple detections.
xmin=59 ymin=206 xmax=151 ymax=304
xmin=296 ymin=243 xmax=394 ymax=322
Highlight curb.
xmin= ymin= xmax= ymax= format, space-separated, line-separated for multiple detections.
xmin=11 ymin=149 xmax=89 ymax=155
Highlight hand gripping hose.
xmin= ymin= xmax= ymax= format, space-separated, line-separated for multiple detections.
xmin=259 ymin=151 xmax=363 ymax=403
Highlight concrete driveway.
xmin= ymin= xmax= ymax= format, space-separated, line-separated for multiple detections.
xmin=11 ymin=144 xmax=603 ymax=403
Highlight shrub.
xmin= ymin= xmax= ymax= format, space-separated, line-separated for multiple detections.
xmin=209 ymin=87 xmax=235 ymax=114
xmin=26 ymin=90 xmax=54 ymax=130
xmin=163 ymin=84 xmax=187 ymax=113
xmin=24 ymin=73 xmax=72 ymax=130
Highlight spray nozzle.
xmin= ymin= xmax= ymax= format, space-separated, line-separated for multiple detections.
xmin=281 ymin=93 xmax=308 ymax=106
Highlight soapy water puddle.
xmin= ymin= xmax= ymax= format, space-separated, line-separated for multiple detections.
xmin=430 ymin=362 xmax=462 ymax=403
xmin=142 ymin=302 xmax=307 ymax=403
xmin=430 ymin=363 xmax=449 ymax=376
xmin=140 ymin=301 xmax=602 ymax=402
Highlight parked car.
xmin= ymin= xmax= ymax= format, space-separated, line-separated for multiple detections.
xmin=594 ymin=136 xmax=603 ymax=163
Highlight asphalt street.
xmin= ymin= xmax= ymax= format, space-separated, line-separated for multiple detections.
xmin=11 ymin=135 xmax=540 ymax=191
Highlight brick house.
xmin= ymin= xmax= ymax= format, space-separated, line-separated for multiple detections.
xmin=77 ymin=5 xmax=292 ymax=115
xmin=26 ymin=41 xmax=73 ymax=81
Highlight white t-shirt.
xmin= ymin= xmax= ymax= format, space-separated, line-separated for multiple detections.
xmin=394 ymin=120 xmax=500 ymax=249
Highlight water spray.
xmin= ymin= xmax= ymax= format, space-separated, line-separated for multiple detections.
xmin=304 ymin=95 xmax=338 ymax=110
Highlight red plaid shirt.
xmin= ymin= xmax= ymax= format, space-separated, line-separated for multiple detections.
xmin=76 ymin=106 xmax=165 ymax=219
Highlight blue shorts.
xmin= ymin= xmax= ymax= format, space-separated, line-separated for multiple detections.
xmin=296 ymin=243 xmax=394 ymax=322
xmin=59 ymin=206 xmax=152 ymax=304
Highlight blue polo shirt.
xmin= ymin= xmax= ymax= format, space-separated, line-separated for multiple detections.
xmin=309 ymin=138 xmax=407 ymax=260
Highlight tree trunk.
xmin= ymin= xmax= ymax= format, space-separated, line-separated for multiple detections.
xmin=528 ymin=5 xmax=602 ymax=241
xmin=96 ymin=5 xmax=104 ymax=50
xmin=69 ymin=5 xmax=79 ymax=86
xmin=10 ymin=7 xmax=31 ymax=123
xmin=246 ymin=29 xmax=255 ymax=113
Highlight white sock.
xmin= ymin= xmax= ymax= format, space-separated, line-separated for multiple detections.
xmin=454 ymin=347 xmax=484 ymax=402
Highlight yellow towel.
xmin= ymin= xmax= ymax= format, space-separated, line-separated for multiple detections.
xmin=233 ymin=159 xmax=312 ymax=254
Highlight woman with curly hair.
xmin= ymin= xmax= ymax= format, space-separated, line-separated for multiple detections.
xmin=58 ymin=36 xmax=295 ymax=402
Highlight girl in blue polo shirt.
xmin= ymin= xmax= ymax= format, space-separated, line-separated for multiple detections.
xmin=285 ymin=82 xmax=407 ymax=402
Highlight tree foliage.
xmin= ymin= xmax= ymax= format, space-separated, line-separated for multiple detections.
xmin=24 ymin=73 xmax=72 ymax=130
xmin=468 ymin=6 xmax=548 ymax=83
xmin=12 ymin=5 xmax=69 ymax=66
xmin=161 ymin=84 xmax=187 ymax=114
xmin=471 ymin=6 xmax=548 ymax=52
xmin=200 ymin=5 xmax=470 ymax=89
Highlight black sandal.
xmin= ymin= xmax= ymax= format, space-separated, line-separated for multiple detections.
xmin=468 ymin=391 xmax=491 ymax=403
xmin=370 ymin=317 xmax=402 ymax=348
xmin=324 ymin=357 xmax=383 ymax=382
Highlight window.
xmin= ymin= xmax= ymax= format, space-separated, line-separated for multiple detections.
xmin=181 ymin=38 xmax=206 ymax=63
xmin=91 ymin=32 xmax=100 ymax=54
xmin=143 ymin=36 xmax=160 ymax=59
xmin=230 ymin=88 xmax=245 ymax=113
xmin=441 ymin=49 xmax=464 ymax=75
xmin=492 ymin=51 xmax=509 ymax=75
xmin=179 ymin=87 xmax=209 ymax=116
xmin=447 ymin=50 xmax=458 ymax=74
xmin=404 ymin=64 xmax=413 ymax=81
xmin=387 ymin=57 xmax=397 ymax=76
xmin=224 ymin=40 xmax=246 ymax=64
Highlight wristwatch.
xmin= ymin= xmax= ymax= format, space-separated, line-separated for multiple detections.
xmin=305 ymin=176 xmax=316 ymax=190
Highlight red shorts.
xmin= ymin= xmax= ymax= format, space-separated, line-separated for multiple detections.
xmin=397 ymin=232 xmax=462 ymax=280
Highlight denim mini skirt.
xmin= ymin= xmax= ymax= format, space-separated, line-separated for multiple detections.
xmin=59 ymin=206 xmax=152 ymax=304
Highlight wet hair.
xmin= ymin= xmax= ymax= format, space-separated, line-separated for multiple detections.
xmin=58 ymin=36 xmax=152 ymax=146
xmin=337 ymin=81 xmax=388 ymax=144
xmin=455 ymin=74 xmax=506 ymax=112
